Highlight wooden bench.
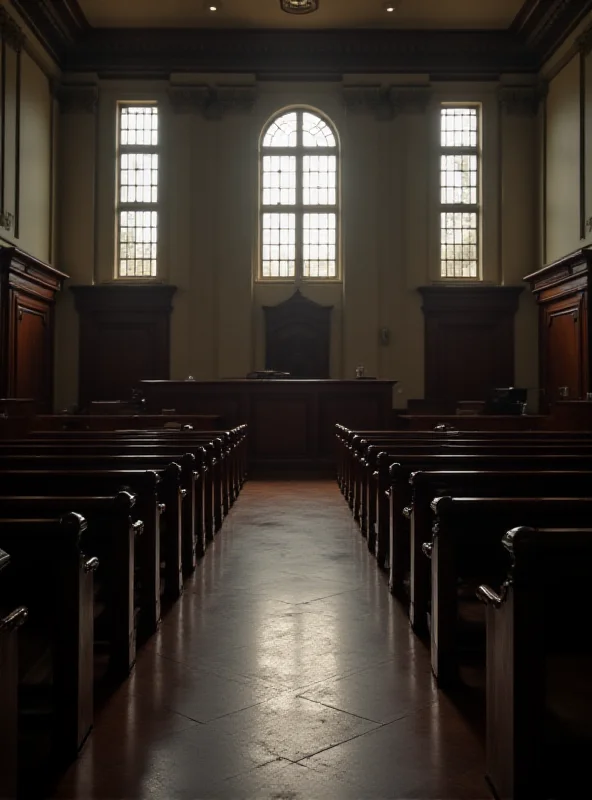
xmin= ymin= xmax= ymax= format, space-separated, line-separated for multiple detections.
xmin=33 ymin=413 xmax=224 ymax=432
xmin=428 ymin=497 xmax=592 ymax=686
xmin=0 ymin=514 xmax=97 ymax=762
xmin=344 ymin=432 xmax=592 ymax=537
xmin=387 ymin=453 xmax=592 ymax=598
xmin=365 ymin=438 xmax=592 ymax=550
xmin=335 ymin=424 xmax=592 ymax=513
xmin=0 ymin=453 xmax=185 ymax=606
xmin=0 ymin=441 xmax=203 ymax=575
xmin=0 ymin=548 xmax=27 ymax=800
xmin=408 ymin=469 xmax=592 ymax=637
xmin=0 ymin=470 xmax=162 ymax=639
xmin=0 ymin=494 xmax=142 ymax=680
xmin=477 ymin=526 xmax=592 ymax=800
xmin=24 ymin=424 xmax=249 ymax=542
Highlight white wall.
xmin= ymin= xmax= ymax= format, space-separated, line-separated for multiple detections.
xmin=53 ymin=72 xmax=541 ymax=409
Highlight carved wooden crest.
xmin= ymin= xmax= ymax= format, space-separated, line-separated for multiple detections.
xmin=263 ymin=290 xmax=332 ymax=378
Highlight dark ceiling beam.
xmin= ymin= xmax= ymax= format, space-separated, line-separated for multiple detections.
xmin=511 ymin=0 xmax=592 ymax=61
xmin=61 ymin=28 xmax=536 ymax=76
xmin=9 ymin=0 xmax=592 ymax=76
xmin=10 ymin=0 xmax=88 ymax=62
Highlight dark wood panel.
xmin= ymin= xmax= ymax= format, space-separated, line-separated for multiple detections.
xmin=419 ymin=286 xmax=522 ymax=402
xmin=72 ymin=285 xmax=176 ymax=409
xmin=263 ymin=291 xmax=332 ymax=379
xmin=14 ymin=302 xmax=48 ymax=400
xmin=251 ymin=396 xmax=312 ymax=459
xmin=0 ymin=245 xmax=67 ymax=411
xmin=318 ymin=393 xmax=386 ymax=456
xmin=525 ymin=247 xmax=592 ymax=409
xmin=139 ymin=379 xmax=396 ymax=472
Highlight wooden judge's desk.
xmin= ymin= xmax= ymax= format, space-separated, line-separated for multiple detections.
xmin=139 ymin=379 xmax=396 ymax=473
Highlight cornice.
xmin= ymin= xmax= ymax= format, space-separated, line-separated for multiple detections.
xmin=168 ymin=84 xmax=256 ymax=119
xmin=343 ymin=85 xmax=431 ymax=121
xmin=10 ymin=0 xmax=87 ymax=61
xmin=511 ymin=0 xmax=592 ymax=63
xmin=0 ymin=7 xmax=25 ymax=51
xmin=62 ymin=28 xmax=535 ymax=76
xmin=10 ymin=0 xmax=592 ymax=77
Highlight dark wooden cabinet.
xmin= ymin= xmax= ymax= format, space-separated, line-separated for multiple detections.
xmin=525 ymin=249 xmax=592 ymax=408
xmin=419 ymin=285 xmax=523 ymax=402
xmin=0 ymin=247 xmax=68 ymax=412
xmin=72 ymin=284 xmax=177 ymax=409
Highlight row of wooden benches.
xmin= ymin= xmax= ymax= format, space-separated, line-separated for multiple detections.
xmin=0 ymin=422 xmax=248 ymax=799
xmin=335 ymin=423 xmax=592 ymax=800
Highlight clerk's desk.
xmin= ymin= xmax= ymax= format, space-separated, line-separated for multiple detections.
xmin=139 ymin=379 xmax=396 ymax=473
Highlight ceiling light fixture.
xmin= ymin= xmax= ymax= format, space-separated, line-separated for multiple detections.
xmin=206 ymin=1 xmax=220 ymax=11
xmin=384 ymin=1 xmax=400 ymax=11
xmin=280 ymin=0 xmax=319 ymax=14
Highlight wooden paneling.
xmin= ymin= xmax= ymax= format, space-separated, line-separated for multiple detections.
xmin=525 ymin=247 xmax=592 ymax=408
xmin=419 ymin=286 xmax=523 ymax=402
xmin=71 ymin=285 xmax=176 ymax=409
xmin=0 ymin=245 xmax=67 ymax=411
xmin=263 ymin=290 xmax=332 ymax=379
xmin=139 ymin=379 xmax=396 ymax=472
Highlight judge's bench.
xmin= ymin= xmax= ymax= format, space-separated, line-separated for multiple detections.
xmin=139 ymin=379 xmax=396 ymax=474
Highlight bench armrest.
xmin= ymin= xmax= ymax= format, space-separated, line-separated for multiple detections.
xmin=476 ymin=584 xmax=504 ymax=608
xmin=84 ymin=557 xmax=100 ymax=573
xmin=0 ymin=605 xmax=28 ymax=631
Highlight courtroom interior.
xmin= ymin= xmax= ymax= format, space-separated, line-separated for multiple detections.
xmin=1 ymin=0 xmax=592 ymax=798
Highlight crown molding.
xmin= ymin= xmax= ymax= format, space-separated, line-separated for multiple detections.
xmin=511 ymin=0 xmax=592 ymax=63
xmin=9 ymin=0 xmax=592 ymax=77
xmin=0 ymin=7 xmax=25 ymax=51
xmin=61 ymin=28 xmax=535 ymax=76
xmin=10 ymin=0 xmax=87 ymax=61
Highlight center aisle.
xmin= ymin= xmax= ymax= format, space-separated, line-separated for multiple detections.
xmin=54 ymin=480 xmax=486 ymax=799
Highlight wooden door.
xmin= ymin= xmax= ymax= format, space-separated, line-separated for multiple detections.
xmin=542 ymin=294 xmax=585 ymax=402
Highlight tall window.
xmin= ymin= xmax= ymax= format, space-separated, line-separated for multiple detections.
xmin=260 ymin=109 xmax=339 ymax=280
xmin=116 ymin=104 xmax=159 ymax=278
xmin=439 ymin=105 xmax=480 ymax=279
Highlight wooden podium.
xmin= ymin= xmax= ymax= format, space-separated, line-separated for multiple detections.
xmin=139 ymin=379 xmax=396 ymax=474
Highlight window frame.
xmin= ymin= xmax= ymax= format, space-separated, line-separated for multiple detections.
xmin=115 ymin=101 xmax=160 ymax=280
xmin=258 ymin=107 xmax=341 ymax=283
xmin=438 ymin=102 xmax=482 ymax=281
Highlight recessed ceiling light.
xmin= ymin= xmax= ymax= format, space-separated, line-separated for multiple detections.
xmin=384 ymin=1 xmax=399 ymax=11
xmin=206 ymin=1 xmax=220 ymax=11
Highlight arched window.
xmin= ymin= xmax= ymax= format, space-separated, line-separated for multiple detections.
xmin=260 ymin=108 xmax=339 ymax=280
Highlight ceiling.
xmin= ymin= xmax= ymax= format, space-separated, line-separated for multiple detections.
xmin=77 ymin=0 xmax=526 ymax=30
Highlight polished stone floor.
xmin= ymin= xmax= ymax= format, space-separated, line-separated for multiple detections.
xmin=53 ymin=480 xmax=487 ymax=799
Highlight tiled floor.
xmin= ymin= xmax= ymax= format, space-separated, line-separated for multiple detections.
xmin=53 ymin=480 xmax=488 ymax=799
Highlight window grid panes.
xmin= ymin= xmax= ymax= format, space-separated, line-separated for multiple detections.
xmin=439 ymin=106 xmax=480 ymax=279
xmin=260 ymin=109 xmax=339 ymax=280
xmin=117 ymin=105 xmax=159 ymax=278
